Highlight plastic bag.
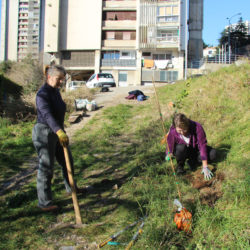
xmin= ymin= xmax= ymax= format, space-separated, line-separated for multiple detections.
xmin=174 ymin=207 xmax=192 ymax=233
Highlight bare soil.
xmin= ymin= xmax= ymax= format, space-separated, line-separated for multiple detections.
xmin=185 ymin=167 xmax=225 ymax=207
xmin=65 ymin=85 xmax=155 ymax=139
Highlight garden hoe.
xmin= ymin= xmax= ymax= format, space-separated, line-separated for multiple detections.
xmin=63 ymin=146 xmax=82 ymax=225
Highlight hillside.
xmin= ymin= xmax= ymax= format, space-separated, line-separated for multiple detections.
xmin=0 ymin=62 xmax=249 ymax=249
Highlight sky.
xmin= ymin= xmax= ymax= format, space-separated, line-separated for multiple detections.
xmin=0 ymin=0 xmax=250 ymax=50
xmin=203 ymin=0 xmax=250 ymax=46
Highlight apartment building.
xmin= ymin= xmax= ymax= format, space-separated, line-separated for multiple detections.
xmin=44 ymin=0 xmax=192 ymax=85
xmin=1 ymin=0 xmax=203 ymax=85
xmin=0 ymin=0 xmax=44 ymax=61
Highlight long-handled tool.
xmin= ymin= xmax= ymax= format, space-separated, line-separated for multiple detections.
xmin=152 ymin=78 xmax=192 ymax=233
xmin=63 ymin=146 xmax=82 ymax=225
xmin=98 ymin=218 xmax=144 ymax=248
xmin=125 ymin=220 xmax=145 ymax=250
xmin=152 ymin=79 xmax=182 ymax=201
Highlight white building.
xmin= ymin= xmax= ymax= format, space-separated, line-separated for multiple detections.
xmin=203 ymin=47 xmax=216 ymax=58
xmin=44 ymin=0 xmax=191 ymax=85
xmin=0 ymin=0 xmax=44 ymax=61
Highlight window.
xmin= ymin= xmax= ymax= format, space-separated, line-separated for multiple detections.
xmin=157 ymin=5 xmax=179 ymax=23
xmin=142 ymin=52 xmax=151 ymax=57
xmin=153 ymin=54 xmax=172 ymax=60
xmin=157 ymin=30 xmax=178 ymax=42
xmin=102 ymin=51 xmax=120 ymax=59
xmin=123 ymin=32 xmax=131 ymax=40
xmin=98 ymin=73 xmax=113 ymax=79
xmin=119 ymin=72 xmax=127 ymax=82
xmin=120 ymin=51 xmax=135 ymax=59
xmin=106 ymin=31 xmax=115 ymax=40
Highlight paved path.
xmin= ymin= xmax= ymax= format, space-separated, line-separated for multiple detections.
xmin=65 ymin=85 xmax=156 ymax=139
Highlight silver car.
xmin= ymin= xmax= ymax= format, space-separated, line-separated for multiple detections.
xmin=86 ymin=73 xmax=116 ymax=88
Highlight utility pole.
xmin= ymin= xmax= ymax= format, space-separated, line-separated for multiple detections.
xmin=226 ymin=13 xmax=241 ymax=64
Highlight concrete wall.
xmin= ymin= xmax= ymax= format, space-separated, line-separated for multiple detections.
xmin=0 ymin=0 xmax=19 ymax=61
xmin=172 ymin=50 xmax=184 ymax=80
xmin=180 ymin=0 xmax=187 ymax=51
xmin=44 ymin=0 xmax=60 ymax=52
xmin=7 ymin=0 xmax=19 ymax=61
xmin=0 ymin=0 xmax=7 ymax=61
xmin=59 ymin=0 xmax=102 ymax=50
xmin=188 ymin=0 xmax=203 ymax=61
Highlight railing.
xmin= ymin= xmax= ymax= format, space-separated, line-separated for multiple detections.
xmin=101 ymin=59 xmax=136 ymax=67
xmin=204 ymin=54 xmax=243 ymax=64
xmin=156 ymin=36 xmax=179 ymax=43
xmin=188 ymin=59 xmax=204 ymax=69
xmin=188 ymin=54 xmax=246 ymax=69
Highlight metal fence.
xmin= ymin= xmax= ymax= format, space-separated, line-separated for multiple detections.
xmin=189 ymin=54 xmax=247 ymax=69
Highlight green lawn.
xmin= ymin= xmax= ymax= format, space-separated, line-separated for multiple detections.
xmin=0 ymin=63 xmax=249 ymax=249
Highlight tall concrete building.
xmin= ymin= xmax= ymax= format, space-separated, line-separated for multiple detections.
xmin=1 ymin=0 xmax=204 ymax=85
xmin=44 ymin=0 xmax=195 ymax=85
xmin=0 ymin=0 xmax=44 ymax=61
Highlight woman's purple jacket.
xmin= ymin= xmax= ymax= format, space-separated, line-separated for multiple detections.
xmin=166 ymin=120 xmax=208 ymax=161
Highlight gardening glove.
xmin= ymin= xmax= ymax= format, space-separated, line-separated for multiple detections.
xmin=201 ymin=166 xmax=213 ymax=180
xmin=56 ymin=129 xmax=69 ymax=147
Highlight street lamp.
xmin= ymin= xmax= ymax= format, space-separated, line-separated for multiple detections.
xmin=226 ymin=13 xmax=241 ymax=64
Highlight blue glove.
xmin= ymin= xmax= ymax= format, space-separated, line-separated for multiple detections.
xmin=201 ymin=166 xmax=213 ymax=180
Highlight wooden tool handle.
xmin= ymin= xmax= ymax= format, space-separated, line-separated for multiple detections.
xmin=63 ymin=146 xmax=82 ymax=225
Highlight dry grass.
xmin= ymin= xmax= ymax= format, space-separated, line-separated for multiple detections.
xmin=61 ymin=86 xmax=95 ymax=112
xmin=5 ymin=59 xmax=44 ymax=94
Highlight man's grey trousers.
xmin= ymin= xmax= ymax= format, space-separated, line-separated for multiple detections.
xmin=32 ymin=123 xmax=74 ymax=208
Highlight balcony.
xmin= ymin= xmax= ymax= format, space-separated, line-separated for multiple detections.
xmin=156 ymin=36 xmax=179 ymax=48
xmin=102 ymin=20 xmax=136 ymax=30
xmin=102 ymin=40 xmax=136 ymax=49
xmin=103 ymin=1 xmax=136 ymax=11
xmin=101 ymin=59 xmax=136 ymax=67
xmin=18 ymin=44 xmax=28 ymax=48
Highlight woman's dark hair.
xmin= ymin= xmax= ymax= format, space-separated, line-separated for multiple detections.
xmin=173 ymin=113 xmax=190 ymax=130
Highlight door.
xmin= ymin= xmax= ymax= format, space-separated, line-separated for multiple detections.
xmin=118 ymin=71 xmax=128 ymax=87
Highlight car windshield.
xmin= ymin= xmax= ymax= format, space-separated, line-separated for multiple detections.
xmin=98 ymin=73 xmax=113 ymax=79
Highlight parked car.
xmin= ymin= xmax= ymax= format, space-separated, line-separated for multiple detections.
xmin=86 ymin=73 xmax=116 ymax=88
xmin=67 ymin=81 xmax=86 ymax=91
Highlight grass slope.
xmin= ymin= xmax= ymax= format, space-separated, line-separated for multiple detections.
xmin=0 ymin=63 xmax=249 ymax=249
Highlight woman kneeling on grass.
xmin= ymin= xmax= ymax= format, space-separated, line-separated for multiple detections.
xmin=166 ymin=113 xmax=216 ymax=180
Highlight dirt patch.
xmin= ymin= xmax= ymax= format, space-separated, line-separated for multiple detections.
xmin=185 ymin=168 xmax=225 ymax=207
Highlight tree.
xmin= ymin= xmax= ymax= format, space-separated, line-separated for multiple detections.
xmin=218 ymin=18 xmax=250 ymax=54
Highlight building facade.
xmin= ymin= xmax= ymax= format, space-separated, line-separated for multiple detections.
xmin=0 ymin=0 xmax=44 ymax=61
xmin=1 ymin=0 xmax=204 ymax=85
